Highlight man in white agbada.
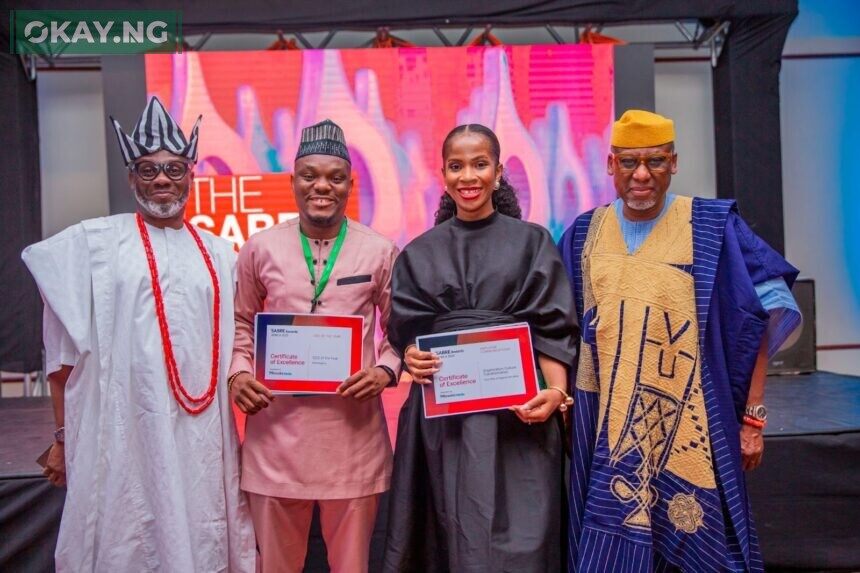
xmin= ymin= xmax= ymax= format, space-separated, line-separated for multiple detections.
xmin=21 ymin=96 xmax=256 ymax=572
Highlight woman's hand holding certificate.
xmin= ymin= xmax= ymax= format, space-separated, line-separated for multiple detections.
xmin=417 ymin=324 xmax=547 ymax=418
xmin=510 ymin=390 xmax=563 ymax=424
xmin=404 ymin=345 xmax=441 ymax=384
xmin=413 ymin=324 xmax=572 ymax=422
xmin=510 ymin=355 xmax=572 ymax=424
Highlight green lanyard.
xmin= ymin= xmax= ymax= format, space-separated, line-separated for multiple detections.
xmin=300 ymin=219 xmax=348 ymax=313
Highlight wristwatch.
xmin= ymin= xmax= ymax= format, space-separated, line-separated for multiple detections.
xmin=744 ymin=404 xmax=768 ymax=422
xmin=53 ymin=426 xmax=65 ymax=444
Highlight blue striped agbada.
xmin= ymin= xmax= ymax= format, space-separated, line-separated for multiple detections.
xmin=559 ymin=197 xmax=799 ymax=572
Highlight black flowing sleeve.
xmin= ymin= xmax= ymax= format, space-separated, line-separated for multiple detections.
xmin=511 ymin=226 xmax=580 ymax=366
xmin=388 ymin=248 xmax=436 ymax=354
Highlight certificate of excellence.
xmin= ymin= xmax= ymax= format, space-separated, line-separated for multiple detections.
xmin=416 ymin=323 xmax=539 ymax=418
xmin=254 ymin=313 xmax=363 ymax=393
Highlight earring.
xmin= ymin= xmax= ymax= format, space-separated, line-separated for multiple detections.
xmin=494 ymin=180 xmax=500 ymax=190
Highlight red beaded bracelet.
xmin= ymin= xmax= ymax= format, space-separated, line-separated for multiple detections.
xmin=742 ymin=415 xmax=766 ymax=429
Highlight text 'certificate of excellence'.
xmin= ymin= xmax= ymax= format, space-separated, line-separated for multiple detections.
xmin=254 ymin=313 xmax=363 ymax=393
xmin=416 ymin=323 xmax=539 ymax=418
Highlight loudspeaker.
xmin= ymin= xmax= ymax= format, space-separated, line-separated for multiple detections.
xmin=768 ymin=278 xmax=816 ymax=375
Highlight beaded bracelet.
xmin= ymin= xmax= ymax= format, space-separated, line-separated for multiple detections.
xmin=742 ymin=415 xmax=766 ymax=429
xmin=227 ymin=370 xmax=249 ymax=394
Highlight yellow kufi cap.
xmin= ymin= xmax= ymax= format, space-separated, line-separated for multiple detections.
xmin=611 ymin=109 xmax=675 ymax=148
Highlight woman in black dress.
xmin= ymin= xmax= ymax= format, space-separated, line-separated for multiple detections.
xmin=382 ymin=124 xmax=580 ymax=573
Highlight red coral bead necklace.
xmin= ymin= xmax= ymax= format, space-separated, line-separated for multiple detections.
xmin=136 ymin=213 xmax=220 ymax=415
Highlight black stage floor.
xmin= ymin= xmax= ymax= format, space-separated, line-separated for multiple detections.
xmin=2 ymin=372 xmax=859 ymax=572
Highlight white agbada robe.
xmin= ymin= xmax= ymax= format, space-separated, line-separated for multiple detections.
xmin=22 ymin=214 xmax=256 ymax=573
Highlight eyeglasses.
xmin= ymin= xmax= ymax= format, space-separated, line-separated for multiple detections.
xmin=612 ymin=153 xmax=674 ymax=174
xmin=131 ymin=160 xmax=191 ymax=181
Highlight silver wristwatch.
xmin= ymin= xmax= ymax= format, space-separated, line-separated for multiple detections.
xmin=53 ymin=426 xmax=65 ymax=444
xmin=744 ymin=404 xmax=768 ymax=422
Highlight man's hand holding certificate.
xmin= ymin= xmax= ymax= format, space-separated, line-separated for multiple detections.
xmin=413 ymin=323 xmax=540 ymax=418
xmin=231 ymin=313 xmax=376 ymax=414
xmin=336 ymin=366 xmax=393 ymax=402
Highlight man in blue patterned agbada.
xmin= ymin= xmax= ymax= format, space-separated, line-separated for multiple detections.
xmin=559 ymin=110 xmax=801 ymax=572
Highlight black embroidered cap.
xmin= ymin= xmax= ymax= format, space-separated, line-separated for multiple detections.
xmin=110 ymin=96 xmax=201 ymax=165
xmin=295 ymin=119 xmax=350 ymax=163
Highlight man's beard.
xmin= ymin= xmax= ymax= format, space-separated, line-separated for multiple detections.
xmin=304 ymin=211 xmax=341 ymax=228
xmin=135 ymin=183 xmax=190 ymax=219
xmin=625 ymin=197 xmax=658 ymax=211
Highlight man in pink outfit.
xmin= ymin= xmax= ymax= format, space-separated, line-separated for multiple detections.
xmin=228 ymin=119 xmax=400 ymax=572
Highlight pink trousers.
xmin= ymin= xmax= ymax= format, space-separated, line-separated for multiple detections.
xmin=248 ymin=492 xmax=380 ymax=573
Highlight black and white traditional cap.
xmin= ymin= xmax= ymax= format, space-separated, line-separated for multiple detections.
xmin=295 ymin=119 xmax=351 ymax=163
xmin=110 ymin=96 xmax=201 ymax=165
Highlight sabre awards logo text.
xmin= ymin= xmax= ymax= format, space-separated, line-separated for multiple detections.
xmin=11 ymin=10 xmax=182 ymax=55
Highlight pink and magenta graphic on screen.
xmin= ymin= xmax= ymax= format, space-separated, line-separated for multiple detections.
xmin=145 ymin=45 xmax=615 ymax=247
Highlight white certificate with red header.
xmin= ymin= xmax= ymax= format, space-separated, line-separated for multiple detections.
xmin=254 ymin=313 xmax=363 ymax=394
xmin=416 ymin=323 xmax=539 ymax=418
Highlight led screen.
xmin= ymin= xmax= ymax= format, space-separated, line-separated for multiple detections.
xmin=145 ymin=45 xmax=614 ymax=247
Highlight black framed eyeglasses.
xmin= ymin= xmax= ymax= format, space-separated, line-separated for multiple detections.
xmin=131 ymin=160 xmax=191 ymax=181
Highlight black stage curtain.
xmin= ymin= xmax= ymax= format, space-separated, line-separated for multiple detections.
xmin=713 ymin=13 xmax=797 ymax=255
xmin=0 ymin=478 xmax=64 ymax=573
xmin=0 ymin=47 xmax=42 ymax=373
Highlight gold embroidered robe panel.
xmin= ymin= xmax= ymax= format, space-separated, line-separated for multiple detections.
xmin=577 ymin=196 xmax=716 ymax=531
